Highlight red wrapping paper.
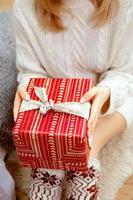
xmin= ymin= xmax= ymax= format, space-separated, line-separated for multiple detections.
xmin=13 ymin=78 xmax=93 ymax=172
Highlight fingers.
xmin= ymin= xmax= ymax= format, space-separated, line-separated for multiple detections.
xmin=13 ymin=91 xmax=22 ymax=121
xmin=80 ymin=87 xmax=100 ymax=133
xmin=13 ymin=85 xmax=30 ymax=121
xmin=88 ymin=96 xmax=102 ymax=133
xmin=80 ymin=87 xmax=98 ymax=103
xmin=80 ymin=86 xmax=110 ymax=133
xmin=88 ymin=116 xmax=98 ymax=134
xmin=18 ymin=85 xmax=30 ymax=100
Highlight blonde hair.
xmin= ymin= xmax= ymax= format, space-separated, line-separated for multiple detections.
xmin=35 ymin=0 xmax=120 ymax=32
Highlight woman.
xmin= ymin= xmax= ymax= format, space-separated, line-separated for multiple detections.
xmin=13 ymin=0 xmax=133 ymax=199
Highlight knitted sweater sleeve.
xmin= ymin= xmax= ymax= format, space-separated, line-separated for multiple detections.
xmin=14 ymin=5 xmax=47 ymax=86
xmin=98 ymin=6 xmax=133 ymax=127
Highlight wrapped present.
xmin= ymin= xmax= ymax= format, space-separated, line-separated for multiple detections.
xmin=13 ymin=78 xmax=94 ymax=172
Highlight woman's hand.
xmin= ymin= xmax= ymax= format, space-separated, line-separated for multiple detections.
xmin=13 ymin=85 xmax=30 ymax=121
xmin=80 ymin=86 xmax=110 ymax=133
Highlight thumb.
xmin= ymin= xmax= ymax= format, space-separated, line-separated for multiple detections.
xmin=18 ymin=85 xmax=30 ymax=101
xmin=80 ymin=87 xmax=98 ymax=103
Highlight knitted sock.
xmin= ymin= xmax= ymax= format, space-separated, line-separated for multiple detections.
xmin=65 ymin=157 xmax=100 ymax=200
xmin=28 ymin=168 xmax=65 ymax=200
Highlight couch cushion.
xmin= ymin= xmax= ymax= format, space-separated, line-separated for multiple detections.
xmin=0 ymin=11 xmax=17 ymax=151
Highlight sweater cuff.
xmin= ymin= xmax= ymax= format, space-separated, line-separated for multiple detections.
xmin=98 ymin=81 xmax=133 ymax=127
xmin=98 ymin=81 xmax=118 ymax=114
xmin=116 ymin=97 xmax=133 ymax=127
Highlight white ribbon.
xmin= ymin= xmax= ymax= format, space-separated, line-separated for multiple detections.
xmin=20 ymin=87 xmax=90 ymax=120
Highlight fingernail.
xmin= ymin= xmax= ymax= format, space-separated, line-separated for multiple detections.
xmin=88 ymin=125 xmax=93 ymax=133
xmin=89 ymin=135 xmax=93 ymax=148
xmin=88 ymin=121 xmax=92 ymax=127
xmin=14 ymin=115 xmax=17 ymax=122
xmin=24 ymin=94 xmax=30 ymax=101
xmin=80 ymin=97 xmax=86 ymax=103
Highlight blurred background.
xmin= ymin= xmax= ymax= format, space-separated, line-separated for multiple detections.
xmin=0 ymin=0 xmax=133 ymax=200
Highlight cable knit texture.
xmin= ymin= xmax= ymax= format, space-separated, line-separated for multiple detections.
xmin=14 ymin=0 xmax=133 ymax=127
xmin=0 ymin=11 xmax=17 ymax=151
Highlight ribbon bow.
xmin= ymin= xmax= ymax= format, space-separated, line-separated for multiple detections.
xmin=20 ymin=87 xmax=90 ymax=120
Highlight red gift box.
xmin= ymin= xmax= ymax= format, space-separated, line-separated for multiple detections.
xmin=13 ymin=78 xmax=93 ymax=172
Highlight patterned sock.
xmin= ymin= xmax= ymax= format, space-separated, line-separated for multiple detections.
xmin=28 ymin=168 xmax=65 ymax=200
xmin=65 ymin=157 xmax=100 ymax=200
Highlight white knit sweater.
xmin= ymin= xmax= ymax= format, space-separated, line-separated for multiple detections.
xmin=14 ymin=0 xmax=133 ymax=127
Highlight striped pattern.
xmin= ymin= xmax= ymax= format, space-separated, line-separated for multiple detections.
xmin=13 ymin=78 xmax=93 ymax=172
